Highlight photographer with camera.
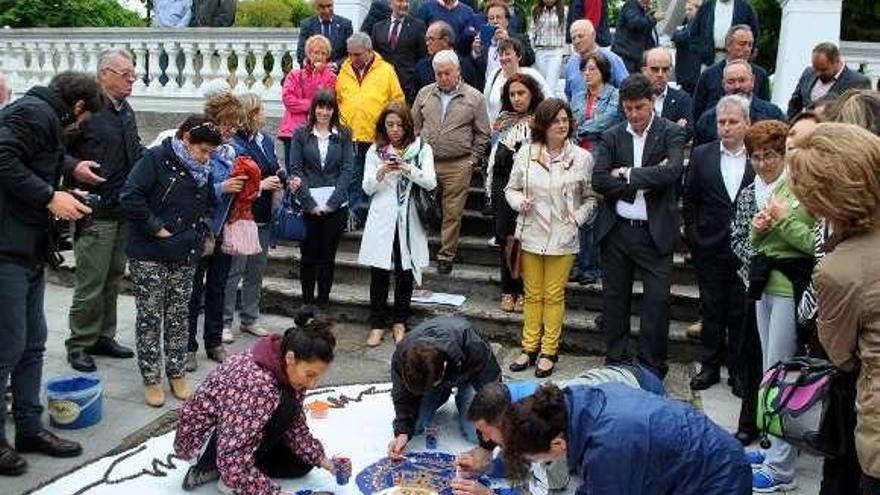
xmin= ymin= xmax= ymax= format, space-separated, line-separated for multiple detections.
xmin=0 ymin=71 xmax=102 ymax=476
xmin=65 ymin=48 xmax=145 ymax=373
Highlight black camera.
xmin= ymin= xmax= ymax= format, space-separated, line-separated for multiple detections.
xmin=79 ymin=192 xmax=101 ymax=209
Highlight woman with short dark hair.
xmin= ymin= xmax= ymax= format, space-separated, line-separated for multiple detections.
xmin=121 ymin=115 xmax=223 ymax=407
xmin=175 ymin=313 xmax=343 ymax=494
xmin=359 ymin=102 xmax=436 ymax=346
xmin=289 ymin=90 xmax=353 ymax=310
xmin=505 ymin=98 xmax=596 ymax=377
xmin=571 ymin=53 xmax=621 ymax=150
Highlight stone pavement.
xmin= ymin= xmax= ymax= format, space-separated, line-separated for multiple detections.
xmin=5 ymin=284 xmax=820 ymax=494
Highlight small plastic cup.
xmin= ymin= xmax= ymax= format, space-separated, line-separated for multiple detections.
xmin=334 ymin=456 xmax=352 ymax=485
xmin=425 ymin=425 xmax=439 ymax=450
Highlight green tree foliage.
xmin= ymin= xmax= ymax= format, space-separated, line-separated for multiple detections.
xmin=0 ymin=0 xmax=145 ymax=27
xmin=746 ymin=0 xmax=780 ymax=73
xmin=842 ymin=0 xmax=880 ymax=42
xmin=233 ymin=0 xmax=314 ymax=28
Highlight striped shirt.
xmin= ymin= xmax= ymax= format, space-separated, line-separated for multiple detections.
xmin=531 ymin=7 xmax=567 ymax=49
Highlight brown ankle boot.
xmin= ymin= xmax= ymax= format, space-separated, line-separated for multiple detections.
xmin=144 ymin=384 xmax=165 ymax=407
xmin=169 ymin=377 xmax=191 ymax=401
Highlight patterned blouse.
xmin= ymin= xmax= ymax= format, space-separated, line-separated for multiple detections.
xmin=730 ymin=182 xmax=756 ymax=288
xmin=174 ymin=350 xmax=326 ymax=495
xmin=531 ymin=7 xmax=568 ymax=49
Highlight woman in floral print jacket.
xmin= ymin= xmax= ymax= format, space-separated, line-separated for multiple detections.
xmin=174 ymin=313 xmax=340 ymax=494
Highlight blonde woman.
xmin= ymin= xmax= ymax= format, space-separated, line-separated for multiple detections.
xmin=505 ymin=98 xmax=596 ymax=377
xmin=279 ymin=34 xmax=337 ymax=165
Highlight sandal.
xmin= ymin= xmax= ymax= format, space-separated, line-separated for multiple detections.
xmin=535 ymin=354 xmax=558 ymax=378
xmin=509 ymin=351 xmax=538 ymax=372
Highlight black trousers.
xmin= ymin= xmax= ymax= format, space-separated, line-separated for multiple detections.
xmin=491 ymin=168 xmax=522 ymax=296
xmin=369 ymin=228 xmax=414 ymax=328
xmin=300 ymin=208 xmax=347 ymax=305
xmin=601 ymin=221 xmax=673 ymax=378
xmin=195 ymin=432 xmax=313 ymax=479
xmin=694 ymin=248 xmax=746 ymax=371
xmin=188 ymin=241 xmax=231 ymax=352
xmin=736 ymin=299 xmax=761 ymax=435
xmin=819 ymin=371 xmax=861 ymax=495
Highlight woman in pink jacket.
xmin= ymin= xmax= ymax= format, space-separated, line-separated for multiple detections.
xmin=279 ymin=34 xmax=337 ymax=165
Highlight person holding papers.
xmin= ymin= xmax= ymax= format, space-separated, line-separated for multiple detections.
xmin=359 ymin=102 xmax=437 ymax=346
xmin=289 ymin=90 xmax=354 ymax=310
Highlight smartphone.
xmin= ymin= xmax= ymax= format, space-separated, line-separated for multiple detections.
xmin=479 ymin=23 xmax=496 ymax=45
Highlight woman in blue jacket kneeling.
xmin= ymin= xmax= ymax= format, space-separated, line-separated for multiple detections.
xmin=501 ymin=383 xmax=751 ymax=495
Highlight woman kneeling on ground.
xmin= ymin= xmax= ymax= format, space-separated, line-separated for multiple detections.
xmin=174 ymin=313 xmax=343 ymax=494
xmin=501 ymin=383 xmax=751 ymax=495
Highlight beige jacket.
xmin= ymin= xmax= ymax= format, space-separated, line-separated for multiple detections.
xmin=505 ymin=141 xmax=596 ymax=256
xmin=815 ymin=227 xmax=880 ymax=478
xmin=412 ymin=82 xmax=491 ymax=164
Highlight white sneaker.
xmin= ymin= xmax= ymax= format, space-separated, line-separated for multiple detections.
xmin=221 ymin=327 xmax=235 ymax=344
xmin=240 ymin=324 xmax=269 ymax=337
xmin=487 ymin=236 xmax=498 ymax=246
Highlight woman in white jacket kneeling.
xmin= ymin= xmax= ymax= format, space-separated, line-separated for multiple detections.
xmin=505 ymin=98 xmax=597 ymax=378
xmin=359 ymin=102 xmax=437 ymax=347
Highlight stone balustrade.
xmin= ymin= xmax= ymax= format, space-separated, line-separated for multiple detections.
xmin=841 ymin=41 xmax=880 ymax=91
xmin=0 ymin=28 xmax=302 ymax=116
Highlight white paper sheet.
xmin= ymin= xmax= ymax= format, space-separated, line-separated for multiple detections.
xmin=310 ymin=186 xmax=335 ymax=208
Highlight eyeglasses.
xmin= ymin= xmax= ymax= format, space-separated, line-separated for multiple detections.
xmin=749 ymin=150 xmax=781 ymax=163
xmin=104 ymin=67 xmax=136 ymax=80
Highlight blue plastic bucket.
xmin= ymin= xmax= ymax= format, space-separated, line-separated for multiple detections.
xmin=45 ymin=375 xmax=103 ymax=430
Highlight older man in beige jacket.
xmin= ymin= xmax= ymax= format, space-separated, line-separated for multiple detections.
xmin=412 ymin=50 xmax=491 ymax=275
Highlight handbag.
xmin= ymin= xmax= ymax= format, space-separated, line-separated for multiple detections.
xmin=409 ymin=140 xmax=443 ymax=232
xmin=270 ymin=191 xmax=307 ymax=244
xmin=756 ymin=357 xmax=845 ymax=457
xmin=505 ymin=153 xmax=529 ymax=280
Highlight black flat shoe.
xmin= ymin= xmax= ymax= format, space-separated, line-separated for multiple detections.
xmin=0 ymin=440 xmax=26 ymax=476
xmin=16 ymin=430 xmax=82 ymax=458
xmin=67 ymin=349 xmax=96 ymax=373
xmin=535 ymin=354 xmax=558 ymax=378
xmin=509 ymin=351 xmax=538 ymax=372
xmin=689 ymin=368 xmax=721 ymax=391
xmin=86 ymin=337 xmax=134 ymax=359
xmin=437 ymin=260 xmax=453 ymax=275
xmin=735 ymin=429 xmax=758 ymax=446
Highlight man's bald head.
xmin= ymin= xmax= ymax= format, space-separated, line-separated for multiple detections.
xmin=570 ymin=20 xmax=597 ymax=56
xmin=641 ymin=48 xmax=674 ymax=94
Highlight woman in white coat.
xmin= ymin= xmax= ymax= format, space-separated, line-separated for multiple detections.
xmin=359 ymin=102 xmax=437 ymax=346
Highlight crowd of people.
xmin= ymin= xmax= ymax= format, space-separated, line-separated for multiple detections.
xmin=1 ymin=0 xmax=880 ymax=493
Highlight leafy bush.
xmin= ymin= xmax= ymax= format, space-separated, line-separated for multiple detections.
xmin=747 ymin=0 xmax=780 ymax=73
xmin=842 ymin=0 xmax=880 ymax=42
xmin=234 ymin=0 xmax=314 ymax=28
xmin=0 ymin=0 xmax=145 ymax=27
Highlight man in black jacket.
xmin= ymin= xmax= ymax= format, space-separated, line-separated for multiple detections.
xmin=641 ymin=47 xmax=694 ymax=140
xmin=786 ymin=42 xmax=871 ymax=119
xmin=415 ymin=21 xmax=480 ymax=90
xmin=611 ymin=0 xmax=661 ymax=74
xmin=387 ymin=316 xmax=501 ymax=457
xmin=297 ymin=0 xmax=355 ymax=70
xmin=591 ymin=74 xmax=687 ymax=379
xmin=0 ymin=72 xmax=102 ymax=476
xmin=684 ymin=94 xmax=754 ymax=391
xmin=65 ymin=49 xmax=145 ymax=373
xmin=190 ymin=0 xmax=236 ymax=26
xmin=371 ymin=0 xmax=427 ymax=105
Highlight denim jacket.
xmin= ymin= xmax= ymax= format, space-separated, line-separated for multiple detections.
xmin=572 ymin=84 xmax=622 ymax=141
xmin=208 ymin=144 xmax=236 ymax=236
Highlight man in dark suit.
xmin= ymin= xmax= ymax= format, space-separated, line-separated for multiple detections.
xmin=468 ymin=1 xmax=534 ymax=90
xmin=372 ymin=0 xmax=427 ymax=105
xmin=692 ymin=25 xmax=770 ymax=120
xmin=641 ymin=47 xmax=693 ymax=139
xmin=691 ymin=0 xmax=758 ymax=66
xmin=684 ymin=94 xmax=754 ymax=391
xmin=415 ymin=21 xmax=480 ymax=90
xmin=787 ymin=41 xmax=872 ymax=119
xmin=592 ymin=74 xmax=687 ymax=378
xmin=611 ymin=0 xmax=660 ymax=74
xmin=297 ymin=0 xmax=354 ymax=70
xmin=694 ymin=60 xmax=784 ymax=145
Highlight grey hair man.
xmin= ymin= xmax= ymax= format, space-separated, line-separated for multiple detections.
xmin=336 ymin=31 xmax=404 ymax=227
xmin=683 ymin=92 xmax=753 ymax=393
xmin=65 ymin=47 xmax=146 ymax=372
xmin=412 ymin=49 xmax=490 ymax=274
xmin=415 ymin=21 xmax=479 ymax=89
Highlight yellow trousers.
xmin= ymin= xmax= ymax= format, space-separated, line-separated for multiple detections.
xmin=520 ymin=251 xmax=575 ymax=356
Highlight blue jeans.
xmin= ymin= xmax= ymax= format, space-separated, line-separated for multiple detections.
xmin=413 ymin=385 xmax=478 ymax=443
xmin=0 ymin=262 xmax=49 ymax=440
xmin=573 ymin=220 xmax=601 ymax=278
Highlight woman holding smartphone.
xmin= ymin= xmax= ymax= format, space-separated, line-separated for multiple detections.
xmin=359 ymin=102 xmax=437 ymax=346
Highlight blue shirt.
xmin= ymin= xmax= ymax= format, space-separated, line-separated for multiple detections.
xmin=504 ymin=381 xmax=540 ymax=403
xmin=564 ymin=48 xmax=629 ymax=101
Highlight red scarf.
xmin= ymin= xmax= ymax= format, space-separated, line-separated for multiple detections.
xmin=583 ymin=0 xmax=602 ymax=31
xmin=227 ymin=156 xmax=262 ymax=223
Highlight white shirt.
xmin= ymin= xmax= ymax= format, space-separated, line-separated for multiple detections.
xmin=713 ymin=0 xmax=735 ymax=50
xmin=719 ymin=142 xmax=747 ymax=202
xmin=615 ymin=115 xmax=654 ymax=221
xmin=439 ymin=84 xmax=459 ymax=120
xmin=755 ymin=170 xmax=784 ymax=210
xmin=486 ymin=44 xmax=501 ymax=86
xmin=312 ymin=127 xmax=336 ymax=168
xmin=653 ymin=87 xmax=668 ymax=118
xmin=810 ymin=65 xmax=844 ymax=103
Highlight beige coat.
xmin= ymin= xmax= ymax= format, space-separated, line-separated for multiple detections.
xmin=412 ymin=82 xmax=491 ymax=164
xmin=505 ymin=141 xmax=596 ymax=256
xmin=815 ymin=227 xmax=880 ymax=478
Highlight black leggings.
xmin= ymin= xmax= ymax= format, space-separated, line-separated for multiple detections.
xmin=195 ymin=432 xmax=313 ymax=479
xmin=300 ymin=208 xmax=347 ymax=304
xmin=369 ymin=228 xmax=414 ymax=328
